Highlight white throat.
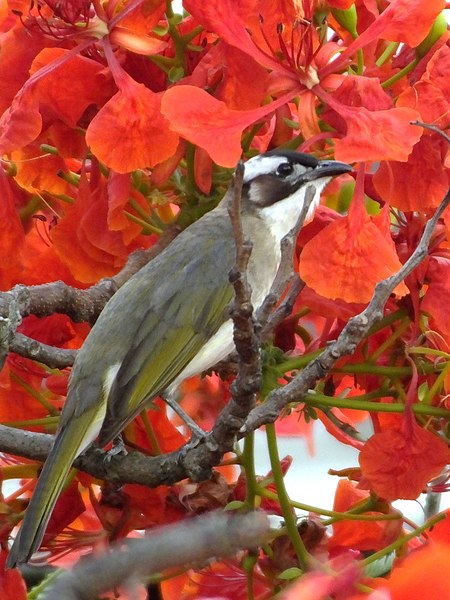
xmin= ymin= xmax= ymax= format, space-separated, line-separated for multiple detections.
xmin=258 ymin=178 xmax=330 ymax=245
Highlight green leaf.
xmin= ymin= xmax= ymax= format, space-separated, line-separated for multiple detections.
xmin=224 ymin=500 xmax=246 ymax=511
xmin=278 ymin=567 xmax=302 ymax=580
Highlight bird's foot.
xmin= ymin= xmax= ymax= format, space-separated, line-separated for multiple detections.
xmin=104 ymin=434 xmax=128 ymax=464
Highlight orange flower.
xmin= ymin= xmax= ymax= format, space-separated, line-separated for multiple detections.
xmin=330 ymin=480 xmax=402 ymax=552
xmin=86 ymin=67 xmax=179 ymax=173
xmin=300 ymin=170 xmax=408 ymax=303
xmin=359 ymin=422 xmax=450 ymax=501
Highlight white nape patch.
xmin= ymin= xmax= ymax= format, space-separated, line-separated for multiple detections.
xmin=243 ymin=155 xmax=306 ymax=182
xmin=259 ymin=177 xmax=331 ymax=245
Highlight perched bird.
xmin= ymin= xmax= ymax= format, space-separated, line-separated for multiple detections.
xmin=7 ymin=150 xmax=351 ymax=567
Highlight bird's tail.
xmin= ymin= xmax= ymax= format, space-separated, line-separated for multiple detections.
xmin=6 ymin=425 xmax=85 ymax=568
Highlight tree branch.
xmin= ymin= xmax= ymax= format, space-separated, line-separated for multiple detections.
xmin=241 ymin=188 xmax=450 ymax=433
xmin=1 ymin=189 xmax=447 ymax=495
xmin=0 ymin=226 xmax=181 ymax=369
xmin=41 ymin=512 xmax=270 ymax=600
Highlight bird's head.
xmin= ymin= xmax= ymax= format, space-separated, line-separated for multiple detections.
xmin=241 ymin=150 xmax=352 ymax=235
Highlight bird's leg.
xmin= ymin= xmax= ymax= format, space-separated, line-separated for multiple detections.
xmin=109 ymin=433 xmax=128 ymax=456
xmin=163 ymin=389 xmax=206 ymax=441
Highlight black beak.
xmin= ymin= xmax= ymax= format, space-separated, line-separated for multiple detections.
xmin=306 ymin=159 xmax=353 ymax=181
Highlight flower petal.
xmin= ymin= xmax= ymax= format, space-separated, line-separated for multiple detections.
xmin=359 ymin=423 xmax=450 ymax=501
xmin=299 ymin=199 xmax=407 ymax=303
xmin=333 ymin=105 xmax=422 ymax=163
xmin=373 ymin=135 xmax=449 ymax=211
xmin=86 ymin=75 xmax=179 ymax=173
xmin=161 ymin=85 xmax=299 ymax=166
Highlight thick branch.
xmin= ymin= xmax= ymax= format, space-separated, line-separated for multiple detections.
xmin=1 ymin=192 xmax=447 ymax=491
xmin=42 ymin=512 xmax=270 ymax=600
xmin=0 ymin=226 xmax=181 ymax=370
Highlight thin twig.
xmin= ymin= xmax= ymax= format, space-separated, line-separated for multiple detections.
xmin=411 ymin=120 xmax=450 ymax=144
xmin=242 ymin=189 xmax=450 ymax=433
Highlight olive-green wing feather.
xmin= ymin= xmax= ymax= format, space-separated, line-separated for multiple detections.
xmin=98 ymin=212 xmax=235 ymax=444
xmin=6 ymin=404 xmax=105 ymax=567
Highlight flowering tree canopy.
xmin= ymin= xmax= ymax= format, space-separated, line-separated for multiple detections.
xmin=0 ymin=0 xmax=449 ymax=598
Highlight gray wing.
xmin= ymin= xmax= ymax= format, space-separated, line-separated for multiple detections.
xmin=96 ymin=210 xmax=235 ymax=444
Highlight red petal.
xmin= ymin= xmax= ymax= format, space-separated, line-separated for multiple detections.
xmin=359 ymin=423 xmax=450 ymax=501
xmin=386 ymin=542 xmax=450 ymax=599
xmin=330 ymin=480 xmax=402 ymax=552
xmin=373 ymin=135 xmax=449 ymax=211
xmin=0 ymin=26 xmax=46 ymax=114
xmin=183 ymin=0 xmax=293 ymax=75
xmin=0 ymin=551 xmax=27 ymax=599
xmin=50 ymin=170 xmax=148 ymax=283
xmin=299 ymin=198 xmax=408 ymax=303
xmin=86 ymin=75 xmax=179 ymax=173
xmin=30 ymin=48 xmax=112 ymax=128
xmin=332 ymin=105 xmax=422 ymax=163
xmin=397 ymin=43 xmax=450 ymax=131
xmin=0 ymin=169 xmax=25 ymax=288
xmin=0 ymin=90 xmax=42 ymax=154
xmin=337 ymin=0 xmax=446 ymax=64
xmin=161 ymin=85 xmax=299 ymax=166
xmin=421 ymin=257 xmax=450 ymax=339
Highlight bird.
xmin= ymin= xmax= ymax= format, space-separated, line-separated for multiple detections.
xmin=6 ymin=150 xmax=351 ymax=567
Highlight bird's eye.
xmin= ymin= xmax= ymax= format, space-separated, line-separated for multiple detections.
xmin=276 ymin=162 xmax=294 ymax=178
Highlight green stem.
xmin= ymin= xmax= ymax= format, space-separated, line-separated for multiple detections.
xmin=184 ymin=143 xmax=197 ymax=197
xmin=408 ymin=347 xmax=450 ymax=360
xmin=304 ymin=392 xmax=450 ymax=418
xmin=356 ymin=49 xmax=364 ymax=75
xmin=19 ymin=196 xmax=42 ymax=221
xmin=260 ymin=489 xmax=401 ymax=523
xmin=123 ymin=211 xmax=162 ymax=234
xmin=367 ymin=308 xmax=407 ymax=335
xmin=148 ymin=54 xmax=174 ymax=74
xmin=10 ymin=372 xmax=58 ymax=415
xmin=381 ymin=59 xmax=419 ymax=89
xmin=334 ymin=364 xmax=413 ymax=376
xmin=182 ymin=25 xmax=203 ymax=44
xmin=241 ymin=432 xmax=259 ymax=508
xmin=265 ymin=423 xmax=310 ymax=570
xmin=369 ymin=319 xmax=410 ymax=362
xmin=277 ymin=354 xmax=435 ymax=378
xmin=139 ymin=411 xmax=162 ymax=455
xmin=423 ymin=360 xmax=450 ymax=406
xmin=2 ymin=416 xmax=59 ymax=429
xmin=376 ymin=42 xmax=400 ymax=67
xmin=361 ymin=512 xmax=446 ymax=568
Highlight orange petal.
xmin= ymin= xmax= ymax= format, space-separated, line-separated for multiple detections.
xmin=0 ymin=169 xmax=25 ymax=288
xmin=397 ymin=43 xmax=450 ymax=131
xmin=421 ymin=256 xmax=450 ymax=339
xmin=30 ymin=47 xmax=113 ymax=128
xmin=333 ymin=105 xmax=422 ymax=163
xmin=373 ymin=136 xmax=449 ymax=211
xmin=330 ymin=480 xmax=402 ymax=552
xmin=359 ymin=423 xmax=450 ymax=501
xmin=86 ymin=76 xmax=179 ymax=173
xmin=386 ymin=541 xmax=450 ymax=599
xmin=0 ymin=550 xmax=27 ymax=599
xmin=0 ymin=89 xmax=42 ymax=154
xmin=161 ymin=85 xmax=300 ymax=167
xmin=50 ymin=170 xmax=148 ymax=283
xmin=300 ymin=200 xmax=408 ymax=303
